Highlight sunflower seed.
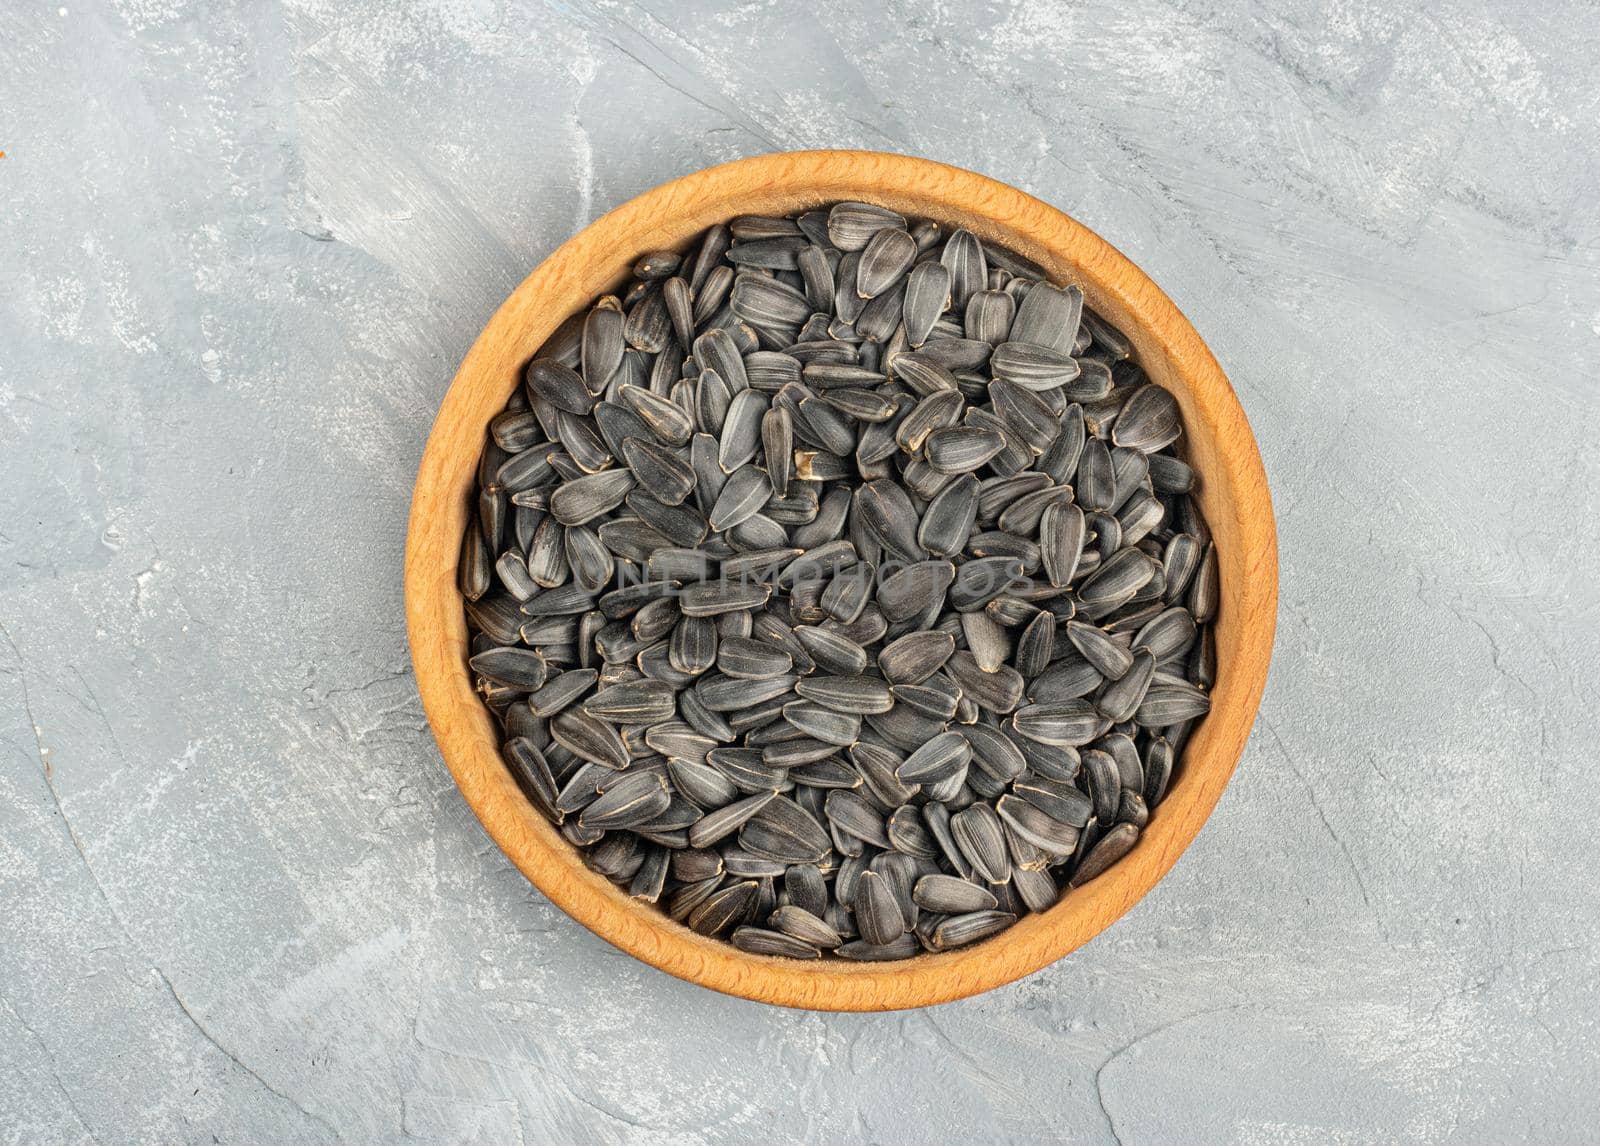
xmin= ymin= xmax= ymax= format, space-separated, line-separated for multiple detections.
xmin=688 ymin=880 xmax=759 ymax=935
xmin=1076 ymin=750 xmax=1118 ymax=825
xmin=581 ymin=678 xmax=675 ymax=724
xmin=623 ymin=287 xmax=672 ymax=352
xmin=871 ymin=852 xmax=919 ymax=918
xmin=679 ymin=580 xmax=772 ymax=618
xmin=854 ymin=871 xmax=906 ymax=945
xmin=579 ymin=771 xmax=671 ymax=830
xmin=674 ymin=687 xmax=731 ymax=745
xmin=856 ymin=763 xmax=919 ymax=830
xmin=1065 ymin=620 xmax=1136 ymax=679
xmin=836 ymin=934 xmax=919 ymax=961
xmin=782 ymin=865 xmax=829 ymax=918
xmin=794 ymin=674 xmax=894 ymax=715
xmin=855 ymin=479 xmax=925 ymax=562
xmin=527 ymin=359 xmax=595 ymax=415
xmin=787 ymin=243 xmax=831 ymax=307
xmin=732 ymin=273 xmax=811 ymax=327
xmin=730 ymin=926 xmax=821 ymax=959
xmin=503 ymin=736 xmax=558 ymax=807
xmin=1147 ymin=452 xmax=1194 ymax=494
xmin=696 ymin=672 xmax=796 ymax=711
xmin=1160 ymin=534 xmax=1202 ymax=604
xmin=1133 ymin=607 xmax=1197 ymax=661
xmin=664 ymin=874 xmax=721 ymax=921
xmin=665 ymin=849 xmax=721 ymax=887
xmin=721 ymin=547 xmax=800 ymax=583
xmin=1136 ymin=681 xmax=1212 ymax=726
xmin=1140 ymin=736 xmax=1175 ymax=808
xmin=856 ymin=227 xmax=917 ymax=299
xmin=953 ymin=286 xmax=1004 ymax=344
xmin=955 ymin=726 xmax=1024 ymax=787
xmin=895 ymin=731 xmax=972 ymax=785
xmin=646 ymin=726 xmax=716 ymax=771
xmin=824 ymin=788 xmax=890 ymax=848
xmin=620 ymin=384 xmax=694 ymax=446
xmin=901 ymin=259 xmax=951 ymax=347
xmin=666 ymin=756 xmax=737 ymax=808
xmin=814 ymin=559 xmax=870 ymax=622
xmin=550 ymin=709 xmax=630 ymax=770
xmin=827 ymin=202 xmax=906 ymax=251
xmin=789 ymin=757 xmax=860 ymax=789
xmin=910 ymin=874 xmax=996 ymax=914
xmin=794 ymin=626 xmax=869 ymax=675
xmin=996 ymin=794 xmax=1082 ymax=856
xmin=825 ymin=607 xmax=887 ymax=649
xmin=489 ymin=548 xmax=535 ymax=602
xmin=769 ymin=904 xmax=841 ymax=949
xmin=931 ymin=910 xmax=1016 ymax=950
xmin=892 ymin=351 xmax=960 ymax=396
xmin=740 ymin=795 xmax=830 ymax=863
xmin=581 ymin=299 xmax=625 ymax=393
xmin=1109 ymin=447 xmax=1151 ymax=514
xmin=468 ymin=648 xmax=549 ymax=691
xmin=716 ymin=636 xmax=794 ymax=680
xmin=527 ymin=669 xmax=597 ymax=718
xmin=1008 ymin=282 xmax=1082 ymax=354
xmin=587 ymin=832 xmax=641 ymax=879
xmin=989 ymin=341 xmax=1082 ymax=391
xmin=705 ymin=389 xmax=764 ymax=473
xmin=593 ymin=404 xmax=656 ymax=465
xmin=1014 ymin=611 xmax=1056 ymax=678
xmin=694 ymin=329 xmax=748 ymax=394
xmin=1190 ymin=625 xmax=1216 ymax=691
xmin=705 ymin=744 xmax=782 ymax=790
xmin=690 ymin=268 xmax=734 ymax=333
xmin=1032 ymin=503 xmax=1084 ymax=592
xmin=1002 ymin=866 xmax=1053 ymax=914
xmin=891 ymin=679 xmax=960 ymax=722
xmin=957 ymin=613 xmax=1009 ymax=675
xmin=1096 ymin=648 xmax=1156 ymax=722
xmin=686 ymin=791 xmax=776 ymax=850
xmin=611 ymin=439 xmax=692 ymax=510
xmin=1189 ymin=541 xmax=1219 ymax=623
xmin=623 ymin=845 xmax=669 ymax=900
xmin=1013 ymin=700 xmax=1104 ymax=747
xmin=940 ymin=228 xmax=987 ymax=310
xmin=549 ymin=469 xmax=635 ymax=525
xmin=952 ymin=804 xmax=1011 ymax=883
xmin=1078 ymin=548 xmax=1155 ymax=617
xmin=782 ymin=702 xmax=860 ymax=747
xmin=1070 ymin=822 xmax=1139 ymax=885
xmin=1067 ymin=436 xmax=1112 ymax=512
xmin=705 ymin=464 xmax=771 ymax=533
xmin=905 ymin=474 xmax=975 ymax=560
xmin=875 ymin=630 xmax=955 ymax=685
xmin=925 ymin=426 xmax=1006 ymax=473
xmin=986 ymin=379 xmax=1057 ymax=451
xmin=944 ymin=651 xmax=1024 ymax=714
xmin=876 ymin=560 xmax=956 ymax=623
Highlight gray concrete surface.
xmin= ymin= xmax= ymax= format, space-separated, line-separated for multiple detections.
xmin=3 ymin=0 xmax=1597 ymax=1141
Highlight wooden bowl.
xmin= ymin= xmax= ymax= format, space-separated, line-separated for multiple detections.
xmin=406 ymin=151 xmax=1277 ymax=1011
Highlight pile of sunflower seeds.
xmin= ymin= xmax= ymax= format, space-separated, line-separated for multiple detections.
xmin=460 ymin=202 xmax=1217 ymax=961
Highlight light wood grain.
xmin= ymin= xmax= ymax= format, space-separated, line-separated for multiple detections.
xmin=405 ymin=151 xmax=1278 ymax=1011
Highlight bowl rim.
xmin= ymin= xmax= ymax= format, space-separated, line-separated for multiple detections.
xmin=405 ymin=149 xmax=1278 ymax=1011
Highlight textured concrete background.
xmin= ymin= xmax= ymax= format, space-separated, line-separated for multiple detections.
xmin=3 ymin=0 xmax=1597 ymax=1141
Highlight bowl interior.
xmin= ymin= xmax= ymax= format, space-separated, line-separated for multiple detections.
xmin=405 ymin=151 xmax=1277 ymax=1010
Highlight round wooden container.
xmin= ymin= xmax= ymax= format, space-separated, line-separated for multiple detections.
xmin=405 ymin=151 xmax=1277 ymax=1010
